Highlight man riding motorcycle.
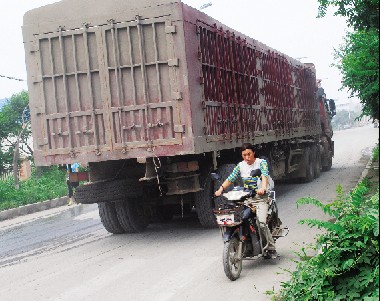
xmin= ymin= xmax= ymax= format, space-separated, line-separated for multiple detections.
xmin=214 ymin=143 xmax=277 ymax=258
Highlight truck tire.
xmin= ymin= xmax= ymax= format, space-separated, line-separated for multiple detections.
xmin=322 ymin=151 xmax=333 ymax=171
xmin=303 ymin=147 xmax=314 ymax=183
xmin=195 ymin=164 xmax=238 ymax=228
xmin=312 ymin=145 xmax=321 ymax=178
xmin=195 ymin=175 xmax=216 ymax=228
xmin=98 ymin=202 xmax=125 ymax=234
xmin=215 ymin=164 xmax=241 ymax=207
xmin=74 ymin=178 xmax=142 ymax=204
xmin=115 ymin=198 xmax=149 ymax=233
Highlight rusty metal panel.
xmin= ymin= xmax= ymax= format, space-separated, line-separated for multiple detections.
xmin=33 ymin=26 xmax=111 ymax=157
xmin=24 ymin=0 xmax=321 ymax=166
xmin=196 ymin=21 xmax=319 ymax=144
xmin=103 ymin=17 xmax=182 ymax=150
xmin=24 ymin=1 xmax=186 ymax=165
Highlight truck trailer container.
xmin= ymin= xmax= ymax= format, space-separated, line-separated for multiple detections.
xmin=23 ymin=0 xmax=335 ymax=232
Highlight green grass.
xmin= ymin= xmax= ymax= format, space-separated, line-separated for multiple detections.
xmin=0 ymin=166 xmax=68 ymax=211
xmin=268 ymin=179 xmax=379 ymax=301
xmin=372 ymin=144 xmax=379 ymax=161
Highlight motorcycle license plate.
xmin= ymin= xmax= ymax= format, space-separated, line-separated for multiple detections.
xmin=216 ymin=214 xmax=235 ymax=225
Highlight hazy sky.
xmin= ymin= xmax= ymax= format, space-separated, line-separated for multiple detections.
xmin=0 ymin=0 xmax=353 ymax=105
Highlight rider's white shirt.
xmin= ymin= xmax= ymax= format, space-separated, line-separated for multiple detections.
xmin=238 ymin=158 xmax=266 ymax=178
xmin=238 ymin=159 xmax=274 ymax=190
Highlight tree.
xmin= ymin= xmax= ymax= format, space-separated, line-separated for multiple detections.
xmin=0 ymin=91 xmax=32 ymax=183
xmin=318 ymin=0 xmax=379 ymax=31
xmin=0 ymin=148 xmax=13 ymax=175
xmin=335 ymin=30 xmax=379 ymax=119
xmin=318 ymin=0 xmax=379 ymax=120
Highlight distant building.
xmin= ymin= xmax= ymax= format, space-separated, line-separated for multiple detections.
xmin=19 ymin=159 xmax=32 ymax=181
xmin=335 ymin=99 xmax=362 ymax=112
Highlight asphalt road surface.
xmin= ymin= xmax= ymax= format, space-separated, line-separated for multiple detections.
xmin=0 ymin=125 xmax=378 ymax=301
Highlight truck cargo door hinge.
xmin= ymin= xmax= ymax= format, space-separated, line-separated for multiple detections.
xmin=35 ymin=107 xmax=45 ymax=115
xmin=174 ymin=125 xmax=185 ymax=133
xmin=165 ymin=25 xmax=177 ymax=34
xmin=171 ymin=92 xmax=182 ymax=100
xmin=32 ymin=75 xmax=42 ymax=83
xmin=37 ymin=138 xmax=48 ymax=146
xmin=28 ymin=42 xmax=39 ymax=53
xmin=168 ymin=58 xmax=179 ymax=67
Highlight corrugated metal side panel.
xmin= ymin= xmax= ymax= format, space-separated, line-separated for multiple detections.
xmin=197 ymin=21 xmax=319 ymax=143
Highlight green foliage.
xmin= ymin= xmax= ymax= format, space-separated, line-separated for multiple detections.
xmin=318 ymin=0 xmax=379 ymax=31
xmin=0 ymin=148 xmax=14 ymax=174
xmin=317 ymin=0 xmax=379 ymax=120
xmin=372 ymin=144 xmax=379 ymax=161
xmin=0 ymin=90 xmax=32 ymax=173
xmin=0 ymin=90 xmax=30 ymax=139
xmin=0 ymin=166 xmax=68 ymax=211
xmin=273 ymin=180 xmax=379 ymax=301
xmin=335 ymin=29 xmax=379 ymax=120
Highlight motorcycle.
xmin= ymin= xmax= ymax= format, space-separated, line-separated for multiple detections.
xmin=212 ymin=174 xmax=289 ymax=281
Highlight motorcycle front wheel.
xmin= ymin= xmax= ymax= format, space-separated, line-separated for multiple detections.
xmin=223 ymin=237 xmax=242 ymax=281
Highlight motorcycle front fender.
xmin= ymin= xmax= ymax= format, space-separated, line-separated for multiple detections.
xmin=223 ymin=226 xmax=240 ymax=242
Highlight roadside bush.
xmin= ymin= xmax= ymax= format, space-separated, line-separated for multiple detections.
xmin=0 ymin=166 xmax=67 ymax=211
xmin=271 ymin=179 xmax=379 ymax=301
xmin=372 ymin=144 xmax=379 ymax=161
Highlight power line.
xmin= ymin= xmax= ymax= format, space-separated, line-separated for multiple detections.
xmin=0 ymin=74 xmax=25 ymax=82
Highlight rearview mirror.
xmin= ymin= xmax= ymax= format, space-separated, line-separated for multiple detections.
xmin=210 ymin=173 xmax=219 ymax=180
xmin=329 ymin=99 xmax=336 ymax=117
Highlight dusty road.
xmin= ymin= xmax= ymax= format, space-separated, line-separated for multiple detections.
xmin=0 ymin=125 xmax=378 ymax=301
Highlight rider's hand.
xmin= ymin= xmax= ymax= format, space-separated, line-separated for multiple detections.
xmin=215 ymin=186 xmax=224 ymax=197
xmin=256 ymin=187 xmax=266 ymax=195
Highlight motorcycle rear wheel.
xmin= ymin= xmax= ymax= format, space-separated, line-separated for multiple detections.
xmin=223 ymin=237 xmax=242 ymax=281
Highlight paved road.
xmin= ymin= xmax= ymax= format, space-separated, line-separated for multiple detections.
xmin=0 ymin=125 xmax=378 ymax=301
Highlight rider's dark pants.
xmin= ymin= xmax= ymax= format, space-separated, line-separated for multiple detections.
xmin=243 ymin=208 xmax=252 ymax=220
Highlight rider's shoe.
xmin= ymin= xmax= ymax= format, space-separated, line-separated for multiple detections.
xmin=68 ymin=197 xmax=75 ymax=206
xmin=268 ymin=249 xmax=277 ymax=259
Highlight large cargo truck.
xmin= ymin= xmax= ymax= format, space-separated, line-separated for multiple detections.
xmin=23 ymin=0 xmax=335 ymax=232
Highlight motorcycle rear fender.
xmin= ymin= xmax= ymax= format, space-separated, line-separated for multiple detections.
xmin=223 ymin=227 xmax=240 ymax=242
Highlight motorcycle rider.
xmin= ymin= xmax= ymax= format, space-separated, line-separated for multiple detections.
xmin=215 ymin=143 xmax=277 ymax=258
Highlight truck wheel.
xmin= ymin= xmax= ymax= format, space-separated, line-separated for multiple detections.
xmin=312 ymin=145 xmax=321 ymax=178
xmin=322 ymin=152 xmax=333 ymax=171
xmin=303 ymin=147 xmax=314 ymax=183
xmin=215 ymin=164 xmax=240 ymax=207
xmin=195 ymin=164 xmax=237 ymax=228
xmin=195 ymin=175 xmax=216 ymax=228
xmin=98 ymin=202 xmax=125 ymax=234
xmin=75 ymin=178 xmax=142 ymax=204
xmin=115 ymin=198 xmax=149 ymax=233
